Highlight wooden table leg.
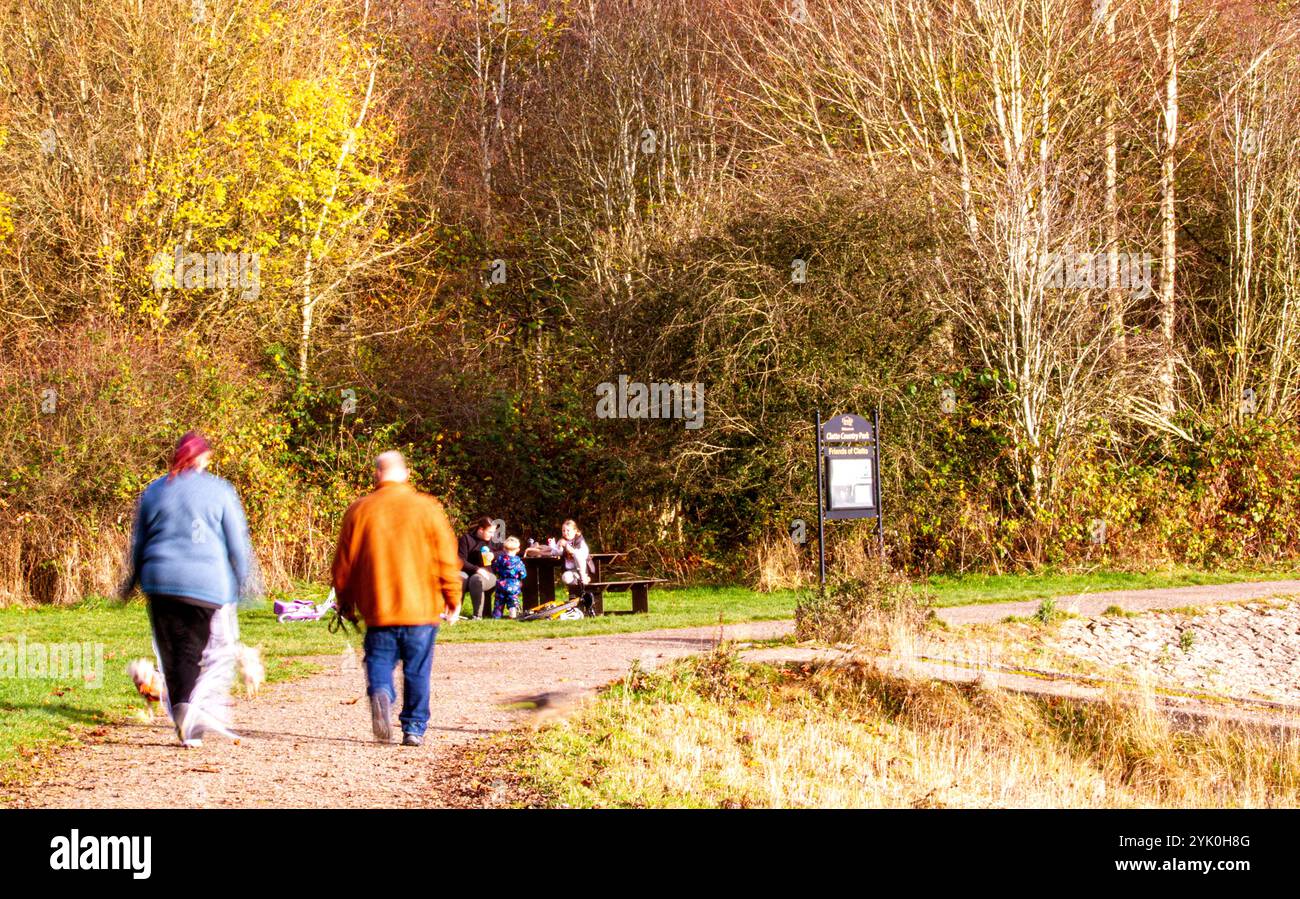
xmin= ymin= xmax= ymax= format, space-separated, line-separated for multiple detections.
xmin=522 ymin=570 xmax=539 ymax=610
xmin=592 ymin=587 xmax=604 ymax=616
xmin=631 ymin=583 xmax=649 ymax=614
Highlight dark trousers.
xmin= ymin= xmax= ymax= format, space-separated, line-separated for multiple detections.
xmin=461 ymin=569 xmax=496 ymax=618
xmin=146 ymin=594 xmax=216 ymax=705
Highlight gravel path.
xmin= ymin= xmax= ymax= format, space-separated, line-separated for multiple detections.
xmin=9 ymin=619 xmax=791 ymax=808
xmin=935 ymin=579 xmax=1300 ymax=626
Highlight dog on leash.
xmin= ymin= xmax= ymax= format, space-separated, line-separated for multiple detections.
xmin=129 ymin=645 xmax=264 ymax=712
xmin=127 ymin=658 xmax=164 ymax=719
xmin=237 ymin=644 xmax=265 ymax=697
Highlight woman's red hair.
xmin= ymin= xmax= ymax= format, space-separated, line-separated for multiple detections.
xmin=168 ymin=431 xmax=212 ymax=480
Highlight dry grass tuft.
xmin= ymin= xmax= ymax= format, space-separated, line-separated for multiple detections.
xmin=795 ymin=552 xmax=933 ymax=650
xmin=511 ymin=649 xmax=1300 ymax=808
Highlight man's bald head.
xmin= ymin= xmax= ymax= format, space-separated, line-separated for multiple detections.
xmin=374 ymin=450 xmax=410 ymax=486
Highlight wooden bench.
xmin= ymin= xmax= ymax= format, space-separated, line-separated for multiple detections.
xmin=583 ymin=579 xmax=666 ymax=615
xmin=524 ymin=549 xmax=635 ymax=612
xmin=524 ymin=548 xmax=665 ymax=615
xmin=588 ymin=552 xmax=625 ymax=584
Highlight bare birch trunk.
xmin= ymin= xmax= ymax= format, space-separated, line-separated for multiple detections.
xmin=1105 ymin=7 xmax=1124 ymax=359
xmin=1158 ymin=0 xmax=1180 ymax=414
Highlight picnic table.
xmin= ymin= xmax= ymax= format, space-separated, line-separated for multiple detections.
xmin=520 ymin=548 xmax=662 ymax=614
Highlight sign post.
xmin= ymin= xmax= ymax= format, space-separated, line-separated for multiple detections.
xmin=814 ymin=409 xmax=884 ymax=592
xmin=815 ymin=411 xmax=827 ymax=591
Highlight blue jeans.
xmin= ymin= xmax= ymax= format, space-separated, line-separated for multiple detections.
xmin=363 ymin=625 xmax=438 ymax=737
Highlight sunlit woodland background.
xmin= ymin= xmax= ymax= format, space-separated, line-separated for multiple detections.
xmin=2 ymin=0 xmax=1300 ymax=603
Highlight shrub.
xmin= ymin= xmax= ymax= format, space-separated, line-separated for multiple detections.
xmin=795 ymin=552 xmax=932 ymax=647
xmin=1034 ymin=598 xmax=1062 ymax=625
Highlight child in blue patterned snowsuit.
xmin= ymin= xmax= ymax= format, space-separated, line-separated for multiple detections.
xmin=491 ymin=536 xmax=527 ymax=618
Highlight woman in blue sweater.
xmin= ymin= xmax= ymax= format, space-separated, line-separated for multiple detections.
xmin=123 ymin=431 xmax=259 ymax=747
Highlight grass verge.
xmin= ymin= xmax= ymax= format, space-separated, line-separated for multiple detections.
xmin=501 ymin=648 xmax=1300 ymax=808
xmin=920 ymin=565 xmax=1299 ymax=607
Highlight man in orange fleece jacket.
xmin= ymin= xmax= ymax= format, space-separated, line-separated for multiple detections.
xmin=332 ymin=451 xmax=462 ymax=746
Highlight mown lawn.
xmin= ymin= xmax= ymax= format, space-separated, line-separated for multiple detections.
xmin=918 ymin=565 xmax=1299 ymax=607
xmin=271 ymin=582 xmax=802 ymax=643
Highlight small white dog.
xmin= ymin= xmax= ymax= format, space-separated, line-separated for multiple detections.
xmin=126 ymin=658 xmax=164 ymax=718
xmin=237 ymin=644 xmax=265 ymax=697
xmin=130 ymin=645 xmax=264 ymax=709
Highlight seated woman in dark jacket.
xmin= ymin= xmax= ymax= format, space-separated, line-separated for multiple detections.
xmin=456 ymin=516 xmax=501 ymax=619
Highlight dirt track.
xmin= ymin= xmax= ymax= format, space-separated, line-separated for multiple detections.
xmin=9 ymin=620 xmax=791 ymax=808
xmin=13 ymin=579 xmax=1300 ymax=808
